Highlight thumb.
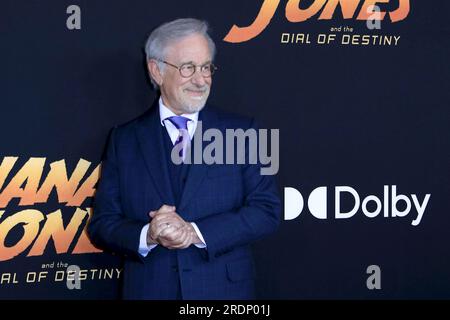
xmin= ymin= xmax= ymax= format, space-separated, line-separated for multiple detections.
xmin=159 ymin=205 xmax=176 ymax=213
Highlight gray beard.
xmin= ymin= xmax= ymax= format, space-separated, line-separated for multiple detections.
xmin=180 ymin=99 xmax=207 ymax=114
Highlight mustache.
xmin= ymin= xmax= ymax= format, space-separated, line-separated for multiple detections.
xmin=184 ymin=85 xmax=209 ymax=92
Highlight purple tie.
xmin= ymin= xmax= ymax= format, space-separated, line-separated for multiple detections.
xmin=165 ymin=116 xmax=191 ymax=161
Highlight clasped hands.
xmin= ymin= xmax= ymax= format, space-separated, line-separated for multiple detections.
xmin=146 ymin=205 xmax=201 ymax=249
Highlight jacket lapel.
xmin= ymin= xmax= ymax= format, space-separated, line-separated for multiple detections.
xmin=134 ymin=100 xmax=176 ymax=206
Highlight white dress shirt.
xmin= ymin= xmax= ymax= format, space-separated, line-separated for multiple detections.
xmin=138 ymin=98 xmax=206 ymax=257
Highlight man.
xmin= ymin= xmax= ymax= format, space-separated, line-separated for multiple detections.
xmin=88 ymin=18 xmax=280 ymax=300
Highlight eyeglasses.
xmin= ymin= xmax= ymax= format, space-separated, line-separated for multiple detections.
xmin=159 ymin=60 xmax=217 ymax=78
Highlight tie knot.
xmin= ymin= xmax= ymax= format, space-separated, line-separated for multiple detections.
xmin=165 ymin=116 xmax=191 ymax=130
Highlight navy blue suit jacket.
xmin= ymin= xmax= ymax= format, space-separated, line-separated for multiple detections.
xmin=88 ymin=101 xmax=281 ymax=299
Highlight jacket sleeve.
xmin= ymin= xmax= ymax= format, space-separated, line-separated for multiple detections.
xmin=194 ymin=118 xmax=281 ymax=261
xmin=87 ymin=127 xmax=146 ymax=262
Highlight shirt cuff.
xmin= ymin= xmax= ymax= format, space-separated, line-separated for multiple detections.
xmin=138 ymin=223 xmax=158 ymax=257
xmin=190 ymin=222 xmax=207 ymax=249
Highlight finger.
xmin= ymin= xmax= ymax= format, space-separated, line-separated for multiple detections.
xmin=166 ymin=228 xmax=186 ymax=244
xmin=150 ymin=219 xmax=162 ymax=233
xmin=158 ymin=238 xmax=172 ymax=248
xmin=158 ymin=205 xmax=176 ymax=214
xmin=169 ymin=231 xmax=192 ymax=249
xmin=160 ymin=222 xmax=187 ymax=238
xmin=179 ymin=229 xmax=194 ymax=248
xmin=151 ymin=212 xmax=179 ymax=225
xmin=161 ymin=227 xmax=188 ymax=246
xmin=158 ymin=226 xmax=180 ymax=239
xmin=156 ymin=219 xmax=182 ymax=232
xmin=150 ymin=219 xmax=170 ymax=240
xmin=149 ymin=223 xmax=159 ymax=238
xmin=149 ymin=205 xmax=176 ymax=221
xmin=160 ymin=234 xmax=182 ymax=249
xmin=155 ymin=218 xmax=184 ymax=231
xmin=167 ymin=227 xmax=190 ymax=246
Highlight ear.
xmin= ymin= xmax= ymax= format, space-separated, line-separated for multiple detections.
xmin=147 ymin=59 xmax=163 ymax=86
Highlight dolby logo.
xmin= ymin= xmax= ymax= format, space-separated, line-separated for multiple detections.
xmin=284 ymin=185 xmax=431 ymax=226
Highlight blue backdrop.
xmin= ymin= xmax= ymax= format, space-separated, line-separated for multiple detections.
xmin=0 ymin=0 xmax=449 ymax=299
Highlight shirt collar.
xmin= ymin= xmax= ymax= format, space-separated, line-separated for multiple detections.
xmin=158 ymin=97 xmax=199 ymax=126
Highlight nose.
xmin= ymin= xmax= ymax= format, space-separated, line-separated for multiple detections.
xmin=190 ymin=68 xmax=207 ymax=86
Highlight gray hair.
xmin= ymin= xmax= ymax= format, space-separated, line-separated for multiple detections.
xmin=145 ymin=18 xmax=216 ymax=89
